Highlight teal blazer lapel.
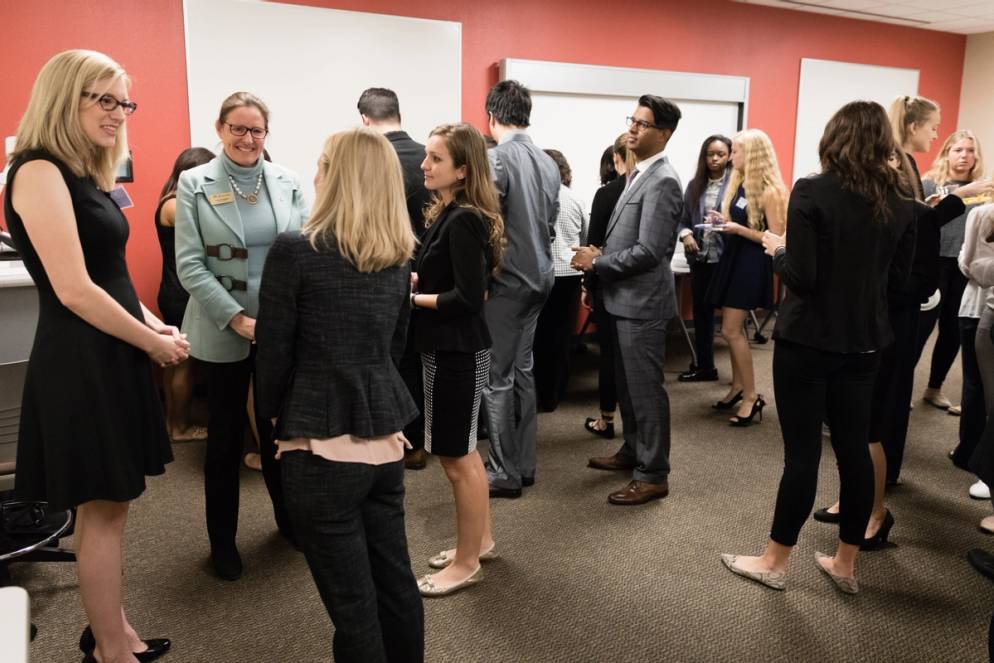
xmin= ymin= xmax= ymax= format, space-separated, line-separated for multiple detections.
xmin=201 ymin=159 xmax=245 ymax=244
xmin=264 ymin=162 xmax=294 ymax=234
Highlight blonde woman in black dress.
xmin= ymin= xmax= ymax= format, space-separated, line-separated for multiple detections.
xmin=411 ymin=123 xmax=504 ymax=596
xmin=5 ymin=50 xmax=185 ymax=663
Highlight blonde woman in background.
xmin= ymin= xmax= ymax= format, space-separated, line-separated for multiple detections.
xmin=255 ymin=128 xmax=423 ymax=662
xmin=706 ymin=129 xmax=788 ymax=426
xmin=5 ymin=50 xmax=185 ymax=663
xmin=917 ymin=130 xmax=991 ymax=411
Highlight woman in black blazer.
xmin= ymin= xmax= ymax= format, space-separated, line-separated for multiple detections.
xmin=581 ymin=134 xmax=632 ymax=439
xmin=255 ymin=128 xmax=423 ymax=662
xmin=721 ymin=101 xmax=916 ymax=594
xmin=410 ymin=123 xmax=504 ymax=597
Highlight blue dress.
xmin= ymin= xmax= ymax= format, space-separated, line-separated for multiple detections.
xmin=706 ymin=186 xmax=774 ymax=310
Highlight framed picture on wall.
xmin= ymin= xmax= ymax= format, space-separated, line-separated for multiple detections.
xmin=115 ymin=152 xmax=133 ymax=183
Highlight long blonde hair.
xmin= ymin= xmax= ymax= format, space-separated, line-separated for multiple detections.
xmin=12 ymin=50 xmax=130 ymax=191
xmin=721 ymin=129 xmax=788 ymax=231
xmin=924 ymin=130 xmax=985 ymax=186
xmin=423 ymin=123 xmax=505 ymax=274
xmin=303 ymin=128 xmax=415 ymax=273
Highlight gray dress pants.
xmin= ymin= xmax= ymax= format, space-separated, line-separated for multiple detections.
xmin=484 ymin=292 xmax=547 ymax=490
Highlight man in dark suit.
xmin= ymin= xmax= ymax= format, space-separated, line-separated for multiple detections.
xmin=358 ymin=87 xmax=431 ymax=469
xmin=572 ymin=95 xmax=683 ymax=505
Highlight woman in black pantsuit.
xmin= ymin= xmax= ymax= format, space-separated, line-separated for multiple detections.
xmin=581 ymin=134 xmax=632 ymax=438
xmin=722 ymin=101 xmax=915 ymax=594
xmin=255 ymin=128 xmax=423 ymax=663
xmin=411 ymin=123 xmax=505 ymax=597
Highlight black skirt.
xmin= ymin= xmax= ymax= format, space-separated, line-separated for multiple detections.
xmin=422 ymin=349 xmax=489 ymax=457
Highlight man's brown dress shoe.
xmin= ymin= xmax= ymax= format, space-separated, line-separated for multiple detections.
xmin=405 ymin=448 xmax=427 ymax=470
xmin=587 ymin=451 xmax=636 ymax=471
xmin=607 ymin=480 xmax=669 ymax=505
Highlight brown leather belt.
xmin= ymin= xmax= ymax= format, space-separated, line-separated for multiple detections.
xmin=216 ymin=275 xmax=247 ymax=291
xmin=206 ymin=244 xmax=248 ymax=260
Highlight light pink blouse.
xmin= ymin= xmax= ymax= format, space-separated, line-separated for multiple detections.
xmin=275 ymin=432 xmax=409 ymax=465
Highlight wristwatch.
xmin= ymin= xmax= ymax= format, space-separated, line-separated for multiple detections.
xmin=591 ymin=256 xmax=599 ymax=270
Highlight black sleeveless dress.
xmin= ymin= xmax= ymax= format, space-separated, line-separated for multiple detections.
xmin=154 ymin=193 xmax=188 ymax=327
xmin=706 ymin=186 xmax=775 ymax=310
xmin=4 ymin=150 xmax=172 ymax=510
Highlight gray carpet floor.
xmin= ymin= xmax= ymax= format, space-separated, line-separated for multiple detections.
xmin=13 ymin=330 xmax=994 ymax=662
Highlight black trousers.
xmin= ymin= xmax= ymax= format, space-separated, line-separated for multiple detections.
xmin=534 ymin=276 xmax=582 ymax=412
xmin=955 ymin=317 xmax=986 ymax=467
xmin=915 ymin=257 xmax=968 ymax=389
xmin=689 ymin=260 xmax=718 ymax=370
xmin=282 ymin=452 xmax=424 ymax=663
xmin=882 ymin=302 xmax=921 ymax=483
xmin=398 ymin=325 xmax=425 ymax=451
xmin=592 ymin=285 xmax=617 ymax=414
xmin=202 ymin=349 xmax=290 ymax=550
xmin=770 ymin=340 xmax=879 ymax=546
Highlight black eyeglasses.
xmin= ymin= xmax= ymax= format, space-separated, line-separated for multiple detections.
xmin=81 ymin=91 xmax=137 ymax=115
xmin=225 ymin=123 xmax=268 ymax=139
xmin=626 ymin=116 xmax=660 ymax=132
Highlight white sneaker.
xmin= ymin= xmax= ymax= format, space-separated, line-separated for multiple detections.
xmin=970 ymin=480 xmax=990 ymax=500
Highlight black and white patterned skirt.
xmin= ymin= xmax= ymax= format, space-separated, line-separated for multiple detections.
xmin=422 ymin=349 xmax=490 ymax=457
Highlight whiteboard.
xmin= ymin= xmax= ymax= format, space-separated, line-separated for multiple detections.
xmin=528 ymin=93 xmax=740 ymax=210
xmin=502 ymin=59 xmax=747 ymax=213
xmin=793 ymin=58 xmax=918 ymax=182
xmin=184 ymin=0 xmax=461 ymax=201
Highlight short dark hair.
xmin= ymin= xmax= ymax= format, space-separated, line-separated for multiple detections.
xmin=357 ymin=87 xmax=401 ymax=122
xmin=638 ymin=94 xmax=681 ymax=133
xmin=486 ymin=80 xmax=531 ymax=127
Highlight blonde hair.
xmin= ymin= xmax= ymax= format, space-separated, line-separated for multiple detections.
xmin=12 ymin=50 xmax=130 ymax=191
xmin=303 ymin=128 xmax=415 ymax=273
xmin=888 ymin=96 xmax=939 ymax=200
xmin=924 ymin=130 xmax=985 ymax=186
xmin=424 ymin=123 xmax=505 ymax=275
xmin=721 ymin=129 xmax=788 ymax=231
xmin=613 ymin=132 xmax=636 ymax=174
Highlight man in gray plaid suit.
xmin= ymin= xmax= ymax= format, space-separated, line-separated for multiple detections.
xmin=572 ymin=95 xmax=684 ymax=505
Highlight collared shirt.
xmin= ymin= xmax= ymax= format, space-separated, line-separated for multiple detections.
xmin=628 ymin=148 xmax=667 ymax=188
xmin=552 ymin=185 xmax=588 ymax=277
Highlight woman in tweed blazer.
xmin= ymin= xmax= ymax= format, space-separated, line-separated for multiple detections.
xmin=255 ymin=128 xmax=422 ymax=663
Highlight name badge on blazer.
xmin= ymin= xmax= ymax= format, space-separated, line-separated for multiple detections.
xmin=735 ymin=197 xmax=748 ymax=210
xmin=209 ymin=192 xmax=235 ymax=206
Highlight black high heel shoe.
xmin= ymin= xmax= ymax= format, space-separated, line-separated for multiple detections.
xmin=860 ymin=509 xmax=894 ymax=551
xmin=729 ymin=395 xmax=765 ymax=427
xmin=713 ymin=391 xmax=744 ymax=411
xmin=584 ymin=417 xmax=616 ymax=439
xmin=79 ymin=625 xmax=171 ymax=662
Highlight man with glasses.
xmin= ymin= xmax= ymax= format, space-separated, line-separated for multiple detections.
xmin=357 ymin=87 xmax=431 ymax=471
xmin=572 ymin=95 xmax=683 ymax=505
xmin=483 ymin=80 xmax=561 ymax=499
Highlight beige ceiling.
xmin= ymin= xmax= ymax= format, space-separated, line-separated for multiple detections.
xmin=734 ymin=0 xmax=994 ymax=34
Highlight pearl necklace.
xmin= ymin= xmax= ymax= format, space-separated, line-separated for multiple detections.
xmin=228 ymin=173 xmax=263 ymax=205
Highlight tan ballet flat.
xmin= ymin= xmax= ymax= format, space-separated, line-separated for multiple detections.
xmin=428 ymin=544 xmax=499 ymax=569
xmin=418 ymin=566 xmax=483 ymax=597
xmin=814 ymin=551 xmax=859 ymax=594
xmin=720 ymin=553 xmax=786 ymax=590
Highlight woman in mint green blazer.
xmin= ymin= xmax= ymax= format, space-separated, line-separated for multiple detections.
xmin=175 ymin=91 xmax=309 ymax=580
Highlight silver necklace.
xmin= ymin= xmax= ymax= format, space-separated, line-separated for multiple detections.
xmin=228 ymin=173 xmax=263 ymax=205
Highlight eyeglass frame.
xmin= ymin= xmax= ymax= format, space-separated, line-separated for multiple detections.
xmin=224 ymin=123 xmax=269 ymax=140
xmin=626 ymin=116 xmax=664 ymax=132
xmin=80 ymin=91 xmax=137 ymax=115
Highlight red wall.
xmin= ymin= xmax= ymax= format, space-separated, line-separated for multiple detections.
xmin=0 ymin=0 xmax=966 ymax=309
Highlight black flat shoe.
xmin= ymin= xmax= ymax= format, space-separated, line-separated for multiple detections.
xmin=713 ymin=391 xmax=743 ymax=411
xmin=813 ymin=507 xmax=841 ymax=524
xmin=210 ymin=545 xmax=243 ymax=581
xmin=79 ymin=626 xmax=171 ymax=662
xmin=730 ymin=395 xmax=765 ymax=427
xmin=860 ymin=510 xmax=895 ymax=551
xmin=584 ymin=417 xmax=615 ymax=439
xmin=488 ymin=484 xmax=522 ymax=499
xmin=678 ymin=367 xmax=719 ymax=382
xmin=522 ymin=476 xmax=535 ymax=487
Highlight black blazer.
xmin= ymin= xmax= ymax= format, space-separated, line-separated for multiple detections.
xmin=413 ymin=203 xmax=492 ymax=353
xmin=386 ymin=131 xmax=431 ymax=240
xmin=583 ymin=176 xmax=626 ymax=291
xmin=772 ymin=172 xmax=916 ymax=354
xmin=255 ymin=231 xmax=418 ymax=439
